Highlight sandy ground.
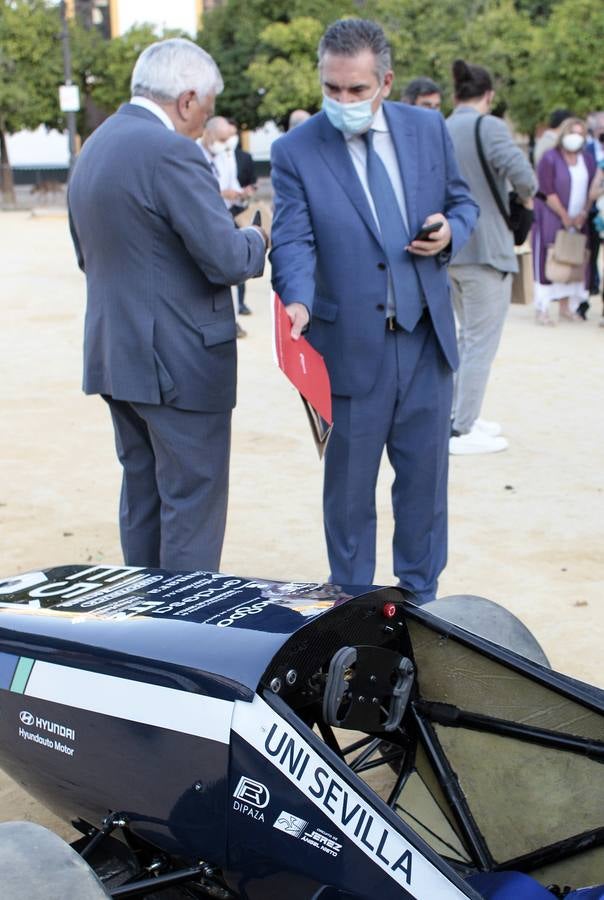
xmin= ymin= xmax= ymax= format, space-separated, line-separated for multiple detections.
xmin=1 ymin=209 xmax=603 ymax=839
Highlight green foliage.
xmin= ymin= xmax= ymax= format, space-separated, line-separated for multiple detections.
xmin=0 ymin=0 xmax=64 ymax=134
xmin=199 ymin=0 xmax=356 ymax=128
xmin=527 ymin=0 xmax=604 ymax=120
xmin=247 ymin=18 xmax=324 ymax=123
xmin=3 ymin=0 xmax=604 ymax=144
xmin=88 ymin=23 xmax=163 ymax=112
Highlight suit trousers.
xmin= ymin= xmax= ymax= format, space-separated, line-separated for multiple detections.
xmin=323 ymin=313 xmax=453 ymax=603
xmin=449 ymin=264 xmax=512 ymax=434
xmin=104 ymin=397 xmax=231 ymax=572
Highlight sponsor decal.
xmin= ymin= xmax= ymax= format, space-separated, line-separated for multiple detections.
xmin=274 ymin=811 xmax=308 ymax=837
xmin=214 ymin=600 xmax=272 ymax=628
xmin=232 ymin=696 xmax=469 ymax=899
xmin=273 ymin=811 xmax=342 ymax=858
xmin=233 ymin=776 xmax=270 ymax=808
xmin=17 ymin=711 xmax=76 ymax=757
xmin=0 ymin=571 xmax=47 ymax=596
xmin=232 ymin=776 xmax=270 ymax=823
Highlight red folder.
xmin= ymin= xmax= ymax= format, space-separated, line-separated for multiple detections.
xmin=272 ymin=293 xmax=333 ymax=457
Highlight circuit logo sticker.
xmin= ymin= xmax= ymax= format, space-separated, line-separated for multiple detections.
xmin=273 ymin=811 xmax=342 ymax=857
xmin=274 ymin=811 xmax=308 ymax=837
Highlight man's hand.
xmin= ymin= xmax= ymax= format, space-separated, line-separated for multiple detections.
xmin=407 ymin=213 xmax=452 ymax=257
xmin=285 ymin=302 xmax=310 ymax=340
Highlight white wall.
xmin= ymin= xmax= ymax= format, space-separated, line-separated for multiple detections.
xmin=249 ymin=121 xmax=282 ymax=162
xmin=7 ymin=127 xmax=69 ymax=167
xmin=116 ymin=0 xmax=199 ymax=36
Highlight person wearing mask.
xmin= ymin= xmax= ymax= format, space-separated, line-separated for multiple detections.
xmin=401 ymin=77 xmax=442 ymax=111
xmin=199 ymin=116 xmax=255 ymax=334
xmin=270 ymin=19 xmax=478 ymax=603
xmin=228 ymin=119 xmax=258 ymax=316
xmin=532 ymin=117 xmax=599 ymax=324
xmin=534 ymin=108 xmax=572 ymax=167
xmin=68 ymin=40 xmax=266 ymax=571
xmin=446 ymin=59 xmax=536 ymax=455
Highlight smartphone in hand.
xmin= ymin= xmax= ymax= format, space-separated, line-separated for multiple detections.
xmin=411 ymin=221 xmax=443 ymax=242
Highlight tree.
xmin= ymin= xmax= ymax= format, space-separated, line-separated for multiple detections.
xmin=199 ymin=0 xmax=356 ymax=128
xmin=86 ymin=23 xmax=162 ymax=114
xmin=0 ymin=0 xmax=63 ymax=203
xmin=526 ymin=0 xmax=604 ymax=123
xmin=246 ymin=18 xmax=324 ymax=125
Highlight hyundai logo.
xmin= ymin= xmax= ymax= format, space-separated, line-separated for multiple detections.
xmin=19 ymin=711 xmax=34 ymax=726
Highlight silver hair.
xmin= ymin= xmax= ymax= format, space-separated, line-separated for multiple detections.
xmin=131 ymin=38 xmax=223 ymax=103
xmin=318 ymin=19 xmax=392 ymax=83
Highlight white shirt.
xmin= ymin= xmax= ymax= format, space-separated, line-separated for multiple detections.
xmin=130 ymin=96 xmax=175 ymax=131
xmin=213 ymin=150 xmax=242 ymax=210
xmin=345 ymin=105 xmax=411 ymax=316
xmin=567 ymin=154 xmax=589 ymax=218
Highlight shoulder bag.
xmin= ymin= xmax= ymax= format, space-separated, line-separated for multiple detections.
xmin=475 ymin=115 xmax=534 ymax=246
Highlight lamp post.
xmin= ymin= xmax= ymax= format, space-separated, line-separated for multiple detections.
xmin=59 ymin=0 xmax=79 ymax=171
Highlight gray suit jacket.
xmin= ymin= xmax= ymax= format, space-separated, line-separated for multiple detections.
xmin=446 ymin=106 xmax=536 ymax=273
xmin=68 ymin=104 xmax=265 ymax=412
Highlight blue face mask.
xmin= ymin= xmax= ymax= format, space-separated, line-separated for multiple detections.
xmin=322 ymin=86 xmax=381 ymax=136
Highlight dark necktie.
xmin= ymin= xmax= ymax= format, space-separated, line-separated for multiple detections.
xmin=362 ymin=129 xmax=423 ymax=331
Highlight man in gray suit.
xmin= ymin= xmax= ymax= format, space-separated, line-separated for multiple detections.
xmin=447 ymin=60 xmax=535 ymax=455
xmin=68 ymin=39 xmax=266 ymax=571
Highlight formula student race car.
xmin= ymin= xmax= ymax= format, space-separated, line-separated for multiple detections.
xmin=0 ymin=564 xmax=602 ymax=900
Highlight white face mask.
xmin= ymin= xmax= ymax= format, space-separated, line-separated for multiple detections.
xmin=562 ymin=133 xmax=585 ymax=153
xmin=226 ymin=135 xmax=239 ymax=152
xmin=209 ymin=140 xmax=228 ymax=156
xmin=322 ymin=85 xmax=382 ymax=136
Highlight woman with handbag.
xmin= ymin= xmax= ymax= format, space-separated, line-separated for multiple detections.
xmin=532 ymin=118 xmax=599 ymax=324
xmin=447 ymin=59 xmax=536 ymax=455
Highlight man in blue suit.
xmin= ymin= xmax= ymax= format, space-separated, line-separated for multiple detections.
xmin=270 ymin=19 xmax=478 ymax=601
xmin=68 ymin=39 xmax=266 ymax=572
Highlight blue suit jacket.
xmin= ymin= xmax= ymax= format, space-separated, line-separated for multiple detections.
xmin=68 ymin=104 xmax=265 ymax=413
xmin=270 ymin=102 xmax=479 ymax=397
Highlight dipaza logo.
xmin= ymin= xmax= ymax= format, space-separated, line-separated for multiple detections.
xmin=19 ymin=711 xmax=34 ymax=726
xmin=233 ymin=776 xmax=270 ymax=808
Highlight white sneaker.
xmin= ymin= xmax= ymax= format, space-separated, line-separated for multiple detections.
xmin=474 ymin=418 xmax=502 ymax=437
xmin=450 ymin=427 xmax=508 ymax=455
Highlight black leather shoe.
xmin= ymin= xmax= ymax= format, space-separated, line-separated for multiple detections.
xmin=239 ymin=304 xmax=252 ymax=315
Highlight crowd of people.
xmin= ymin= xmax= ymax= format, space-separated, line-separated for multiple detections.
xmin=66 ymin=19 xmax=603 ymax=605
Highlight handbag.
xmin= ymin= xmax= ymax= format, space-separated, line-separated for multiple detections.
xmin=551 ymin=228 xmax=586 ymax=265
xmin=475 ymin=116 xmax=534 ymax=245
xmin=544 ymin=246 xmax=585 ymax=284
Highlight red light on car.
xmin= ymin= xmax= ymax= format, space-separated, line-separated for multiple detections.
xmin=382 ymin=602 xmax=397 ymax=619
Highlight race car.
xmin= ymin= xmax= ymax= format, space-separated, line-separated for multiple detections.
xmin=0 ymin=563 xmax=602 ymax=899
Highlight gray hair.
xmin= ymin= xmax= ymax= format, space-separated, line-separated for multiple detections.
xmin=131 ymin=38 xmax=223 ymax=103
xmin=318 ymin=19 xmax=392 ymax=82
